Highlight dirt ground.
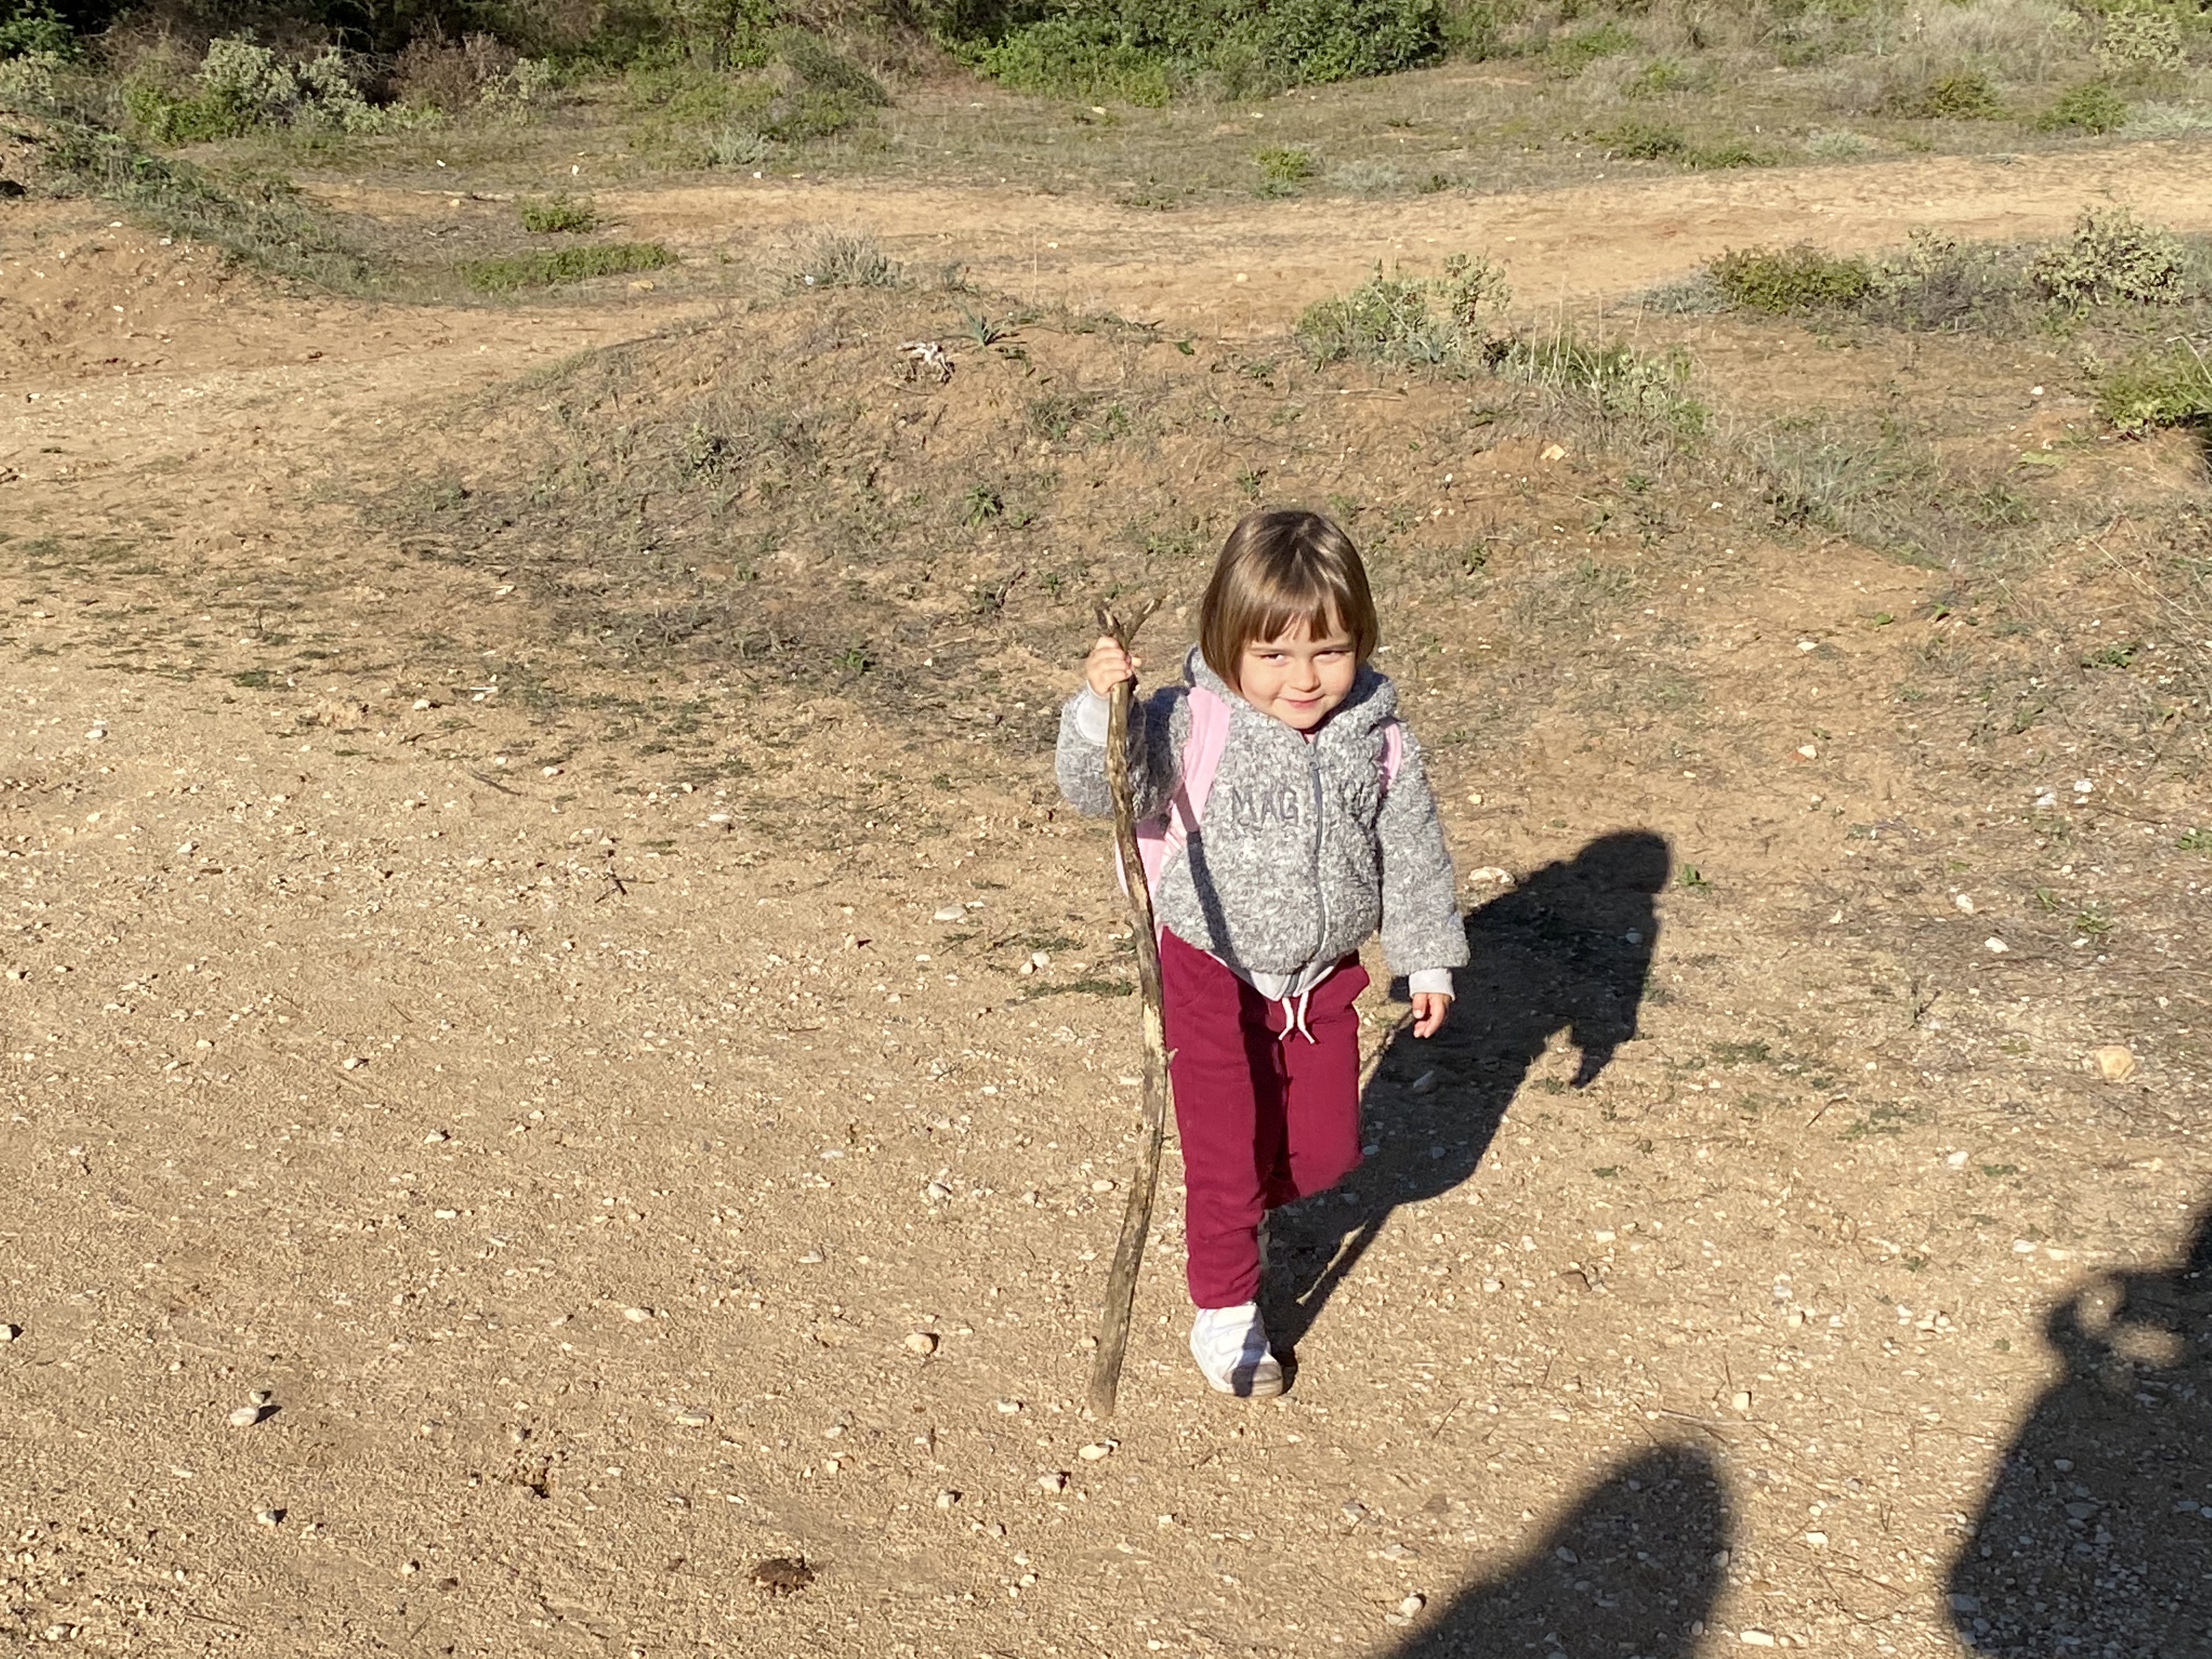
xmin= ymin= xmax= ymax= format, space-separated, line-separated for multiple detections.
xmin=1 ymin=133 xmax=2208 ymax=1659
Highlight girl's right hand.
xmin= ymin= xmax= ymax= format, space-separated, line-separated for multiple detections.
xmin=1084 ymin=636 xmax=1142 ymax=699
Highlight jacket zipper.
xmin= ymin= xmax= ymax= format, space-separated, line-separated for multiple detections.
xmin=1307 ymin=737 xmax=1328 ymax=969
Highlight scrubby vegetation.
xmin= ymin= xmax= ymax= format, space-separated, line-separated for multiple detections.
xmin=1696 ymin=210 xmax=2207 ymax=333
xmin=459 ymin=240 xmax=674 ymax=291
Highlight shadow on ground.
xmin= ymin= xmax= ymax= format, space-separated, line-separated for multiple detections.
xmin=1948 ymin=1200 xmax=2212 ymax=1657
xmin=1263 ymin=829 xmax=1670 ymax=1353
xmin=1383 ymin=1441 xmax=1730 ymax=1658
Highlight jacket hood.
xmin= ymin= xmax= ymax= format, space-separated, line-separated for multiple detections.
xmin=1182 ymin=645 xmax=1400 ymax=736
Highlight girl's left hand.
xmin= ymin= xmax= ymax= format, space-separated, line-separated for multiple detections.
xmin=1411 ymin=992 xmax=1450 ymax=1038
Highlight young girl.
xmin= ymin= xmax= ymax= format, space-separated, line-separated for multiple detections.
xmin=1056 ymin=509 xmax=1465 ymax=1397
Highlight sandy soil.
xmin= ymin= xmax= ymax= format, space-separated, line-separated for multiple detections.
xmin=1 ymin=143 xmax=2207 ymax=1659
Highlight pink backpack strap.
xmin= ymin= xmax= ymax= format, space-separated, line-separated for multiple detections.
xmin=1132 ymin=685 xmax=1230 ymax=893
xmin=1379 ymin=717 xmax=1404 ymax=789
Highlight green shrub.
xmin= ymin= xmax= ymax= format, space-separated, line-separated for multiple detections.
xmin=1295 ymin=251 xmax=1509 ymax=365
xmin=1863 ymin=229 xmax=2019 ymax=330
xmin=2038 ymin=80 xmax=2129 ymax=133
xmin=0 ymin=0 xmax=72 ymax=60
xmin=1892 ymin=70 xmax=2004 ymax=119
xmin=2096 ymin=339 xmax=2212 ymax=436
xmin=1255 ymin=144 xmax=1317 ymax=184
xmin=2096 ymin=0 xmax=2186 ymax=72
xmin=519 ymin=192 xmax=597 ymax=232
xmin=1598 ymin=118 xmax=1687 ymax=159
xmin=2031 ymin=206 xmax=2185 ymax=311
xmin=1546 ymin=20 xmax=1637 ymax=72
xmin=970 ymin=0 xmax=1443 ymax=101
xmin=771 ymin=27 xmax=886 ymax=103
xmin=1624 ymin=59 xmax=1695 ymax=97
xmin=1687 ymin=137 xmax=1771 ymax=168
xmin=1709 ymin=244 xmax=1874 ymax=312
xmin=460 ymin=241 xmax=674 ymax=291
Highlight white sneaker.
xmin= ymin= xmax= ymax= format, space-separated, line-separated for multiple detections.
xmin=1190 ymin=1302 xmax=1284 ymax=1398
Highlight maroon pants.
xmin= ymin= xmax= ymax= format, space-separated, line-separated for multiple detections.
xmin=1160 ymin=929 xmax=1368 ymax=1309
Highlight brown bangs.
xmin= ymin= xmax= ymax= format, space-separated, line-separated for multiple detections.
xmin=1198 ymin=509 xmax=1380 ymax=685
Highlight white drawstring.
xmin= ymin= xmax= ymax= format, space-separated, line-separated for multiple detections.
xmin=1278 ymin=988 xmax=1317 ymax=1045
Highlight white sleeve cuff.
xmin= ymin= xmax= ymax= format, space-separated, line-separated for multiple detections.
xmin=1073 ymin=686 xmax=1111 ymax=745
xmin=1408 ymin=969 xmax=1454 ymax=999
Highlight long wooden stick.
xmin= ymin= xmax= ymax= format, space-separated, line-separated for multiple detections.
xmin=1088 ymin=600 xmax=1167 ymax=1418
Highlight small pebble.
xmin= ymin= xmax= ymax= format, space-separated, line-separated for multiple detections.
xmin=903 ymin=1331 xmax=939 ymax=1356
xmin=923 ymin=1181 xmax=952 ymax=1204
xmin=1741 ymin=1633 xmax=1776 ymax=1647
xmin=935 ymin=1489 xmax=960 ymax=1510
xmin=673 ymin=1409 xmax=711 ymax=1427
xmin=1078 ymin=1441 xmax=1115 ymax=1462
xmin=0 ymin=1323 xmax=18 ymax=1342
xmin=1983 ymin=937 xmax=2008 ymax=953
xmin=622 ymin=1306 xmax=653 ymax=1322
xmin=1730 ymin=1390 xmax=1753 ymax=1413
xmin=1340 ymin=1500 xmax=1367 ymax=1522
xmin=1408 ymin=1070 xmax=1439 ymax=1095
xmin=1090 ymin=1177 xmax=1114 ymax=1193
xmin=255 ymin=1508 xmax=284 ymax=1528
xmin=1036 ymin=1471 xmax=1067 ymax=1493
xmin=250 ymin=1390 xmax=274 ymax=1407
xmin=933 ymin=906 xmax=964 ymax=922
xmin=2090 ymin=1045 xmax=2137 ymax=1082
xmin=228 ymin=1404 xmax=268 ymax=1429
xmin=1952 ymin=893 xmax=1975 ymax=914
xmin=1397 ymin=1593 xmax=1425 ymax=1617
xmin=996 ymin=1398 xmax=1023 ymax=1414
xmin=423 ymin=1130 xmax=449 ymax=1144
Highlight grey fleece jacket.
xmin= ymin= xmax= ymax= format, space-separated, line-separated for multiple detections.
xmin=1056 ymin=648 xmax=1468 ymax=995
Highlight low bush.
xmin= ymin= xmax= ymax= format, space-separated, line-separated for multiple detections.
xmin=2031 ymin=206 xmax=2186 ymax=311
xmin=392 ymin=29 xmax=555 ymax=120
xmin=796 ymin=229 xmax=900 ymax=287
xmin=520 ymin=192 xmax=597 ymax=232
xmin=1709 ymin=245 xmax=1874 ymax=312
xmin=460 ymin=241 xmax=674 ymax=291
xmin=1597 ymin=117 xmax=1687 ymax=158
xmin=1295 ymin=252 xmax=1510 ymax=365
xmin=2096 ymin=340 xmax=2212 ymax=437
xmin=1255 ymin=144 xmax=1317 ymax=187
xmin=0 ymin=0 xmax=72 ymax=59
xmin=1861 ymin=229 xmax=2018 ymax=330
xmin=2037 ymin=80 xmax=2129 ymax=133
xmin=968 ymin=0 xmax=1443 ymax=103
xmin=2096 ymin=0 xmax=2186 ymax=72
xmin=1487 ymin=330 xmax=1707 ymax=438
xmin=1889 ymin=70 xmax=2005 ymax=119
xmin=628 ymin=29 xmax=884 ymax=149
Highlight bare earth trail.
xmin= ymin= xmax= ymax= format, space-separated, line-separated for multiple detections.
xmin=1 ymin=144 xmax=2209 ymax=1659
xmin=594 ymin=142 xmax=2212 ymax=333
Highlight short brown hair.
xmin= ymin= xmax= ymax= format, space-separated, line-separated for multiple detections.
xmin=1199 ymin=509 xmax=1380 ymax=686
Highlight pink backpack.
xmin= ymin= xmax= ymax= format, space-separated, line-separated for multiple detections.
xmin=1129 ymin=685 xmax=1404 ymax=894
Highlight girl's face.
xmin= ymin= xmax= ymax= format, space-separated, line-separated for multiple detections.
xmin=1237 ymin=617 xmax=1359 ymax=732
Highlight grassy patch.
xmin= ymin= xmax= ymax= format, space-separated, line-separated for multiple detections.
xmin=796 ymin=229 xmax=901 ymax=289
xmin=1890 ymin=71 xmax=2005 ymax=120
xmin=2096 ymin=340 xmax=2212 ymax=437
xmin=1709 ymin=245 xmax=1873 ymax=313
xmin=519 ymin=192 xmax=599 ymax=233
xmin=2037 ymin=80 xmax=2129 ymax=134
xmin=24 ymin=108 xmax=374 ymax=292
xmin=459 ymin=241 xmax=674 ymax=292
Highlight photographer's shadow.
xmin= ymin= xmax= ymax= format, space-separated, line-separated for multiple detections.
xmin=1948 ymin=1200 xmax=2212 ymax=1656
xmin=1265 ymin=830 xmax=1671 ymax=1355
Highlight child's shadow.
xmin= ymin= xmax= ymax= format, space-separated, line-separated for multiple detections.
xmin=1266 ymin=830 xmax=1671 ymax=1357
